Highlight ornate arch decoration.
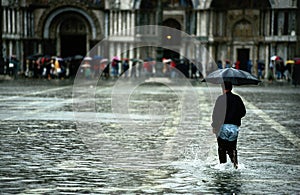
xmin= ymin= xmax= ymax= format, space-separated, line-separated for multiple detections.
xmin=232 ymin=19 xmax=253 ymax=38
xmin=37 ymin=2 xmax=101 ymax=40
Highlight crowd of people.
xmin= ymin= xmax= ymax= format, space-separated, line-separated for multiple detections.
xmin=216 ymin=58 xmax=300 ymax=86
xmin=67 ymin=56 xmax=202 ymax=80
xmin=1 ymin=54 xmax=299 ymax=85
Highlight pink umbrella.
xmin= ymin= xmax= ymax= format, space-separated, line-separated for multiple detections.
xmin=112 ymin=56 xmax=120 ymax=61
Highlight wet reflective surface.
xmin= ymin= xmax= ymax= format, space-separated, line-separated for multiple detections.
xmin=0 ymin=79 xmax=299 ymax=193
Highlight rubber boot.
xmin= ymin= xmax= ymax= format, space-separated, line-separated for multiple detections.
xmin=232 ymin=150 xmax=238 ymax=169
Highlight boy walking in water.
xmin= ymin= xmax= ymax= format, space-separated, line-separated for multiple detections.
xmin=212 ymin=82 xmax=246 ymax=169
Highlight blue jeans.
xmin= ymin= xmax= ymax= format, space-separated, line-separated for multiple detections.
xmin=217 ymin=124 xmax=239 ymax=164
xmin=218 ymin=124 xmax=239 ymax=141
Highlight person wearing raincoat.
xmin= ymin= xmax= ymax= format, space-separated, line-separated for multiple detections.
xmin=211 ymin=81 xmax=246 ymax=169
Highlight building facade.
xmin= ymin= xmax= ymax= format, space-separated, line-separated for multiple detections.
xmin=1 ymin=0 xmax=299 ymax=76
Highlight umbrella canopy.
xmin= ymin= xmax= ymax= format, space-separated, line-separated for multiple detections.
xmin=270 ymin=55 xmax=282 ymax=61
xmin=26 ymin=53 xmax=44 ymax=60
xmin=83 ymin=56 xmax=92 ymax=61
xmin=131 ymin=58 xmax=143 ymax=63
xmin=163 ymin=58 xmax=172 ymax=63
xmin=81 ymin=63 xmax=91 ymax=68
xmin=286 ymin=60 xmax=295 ymax=64
xmin=93 ymin=55 xmax=102 ymax=60
xmin=203 ymin=68 xmax=261 ymax=85
xmin=55 ymin=57 xmax=63 ymax=61
xmin=73 ymin=55 xmax=84 ymax=60
xmin=144 ymin=57 xmax=154 ymax=61
xmin=112 ymin=56 xmax=120 ymax=61
xmin=100 ymin=58 xmax=108 ymax=64
xmin=257 ymin=60 xmax=265 ymax=65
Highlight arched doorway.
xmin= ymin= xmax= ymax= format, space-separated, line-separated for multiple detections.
xmin=41 ymin=7 xmax=96 ymax=58
xmin=59 ymin=17 xmax=87 ymax=58
xmin=232 ymin=19 xmax=253 ymax=71
xmin=162 ymin=18 xmax=181 ymax=60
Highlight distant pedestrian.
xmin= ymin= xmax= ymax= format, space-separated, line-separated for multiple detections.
xmin=217 ymin=60 xmax=223 ymax=69
xmin=8 ymin=56 xmax=19 ymax=78
xmin=257 ymin=61 xmax=265 ymax=80
xmin=122 ymin=59 xmax=129 ymax=77
xmin=235 ymin=60 xmax=240 ymax=70
xmin=268 ymin=60 xmax=275 ymax=83
xmin=111 ymin=59 xmax=119 ymax=77
xmin=275 ymin=61 xmax=282 ymax=79
xmin=247 ymin=60 xmax=252 ymax=73
xmin=284 ymin=62 xmax=292 ymax=82
xmin=280 ymin=61 xmax=285 ymax=80
xmin=225 ymin=60 xmax=230 ymax=68
xmin=212 ymin=81 xmax=246 ymax=169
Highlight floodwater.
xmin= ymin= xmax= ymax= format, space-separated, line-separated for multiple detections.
xmin=0 ymin=79 xmax=299 ymax=194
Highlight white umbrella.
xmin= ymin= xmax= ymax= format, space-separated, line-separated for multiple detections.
xmin=83 ymin=56 xmax=92 ymax=61
xmin=163 ymin=59 xmax=172 ymax=63
xmin=100 ymin=58 xmax=108 ymax=64
xmin=81 ymin=63 xmax=91 ymax=68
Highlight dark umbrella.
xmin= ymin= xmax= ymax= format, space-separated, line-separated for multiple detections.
xmin=257 ymin=60 xmax=265 ymax=65
xmin=202 ymin=68 xmax=261 ymax=85
xmin=26 ymin=53 xmax=44 ymax=60
xmin=72 ymin=55 xmax=84 ymax=60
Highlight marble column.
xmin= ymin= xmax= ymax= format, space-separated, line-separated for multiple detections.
xmin=7 ymin=9 xmax=11 ymax=34
xmin=3 ymin=8 xmax=6 ymax=33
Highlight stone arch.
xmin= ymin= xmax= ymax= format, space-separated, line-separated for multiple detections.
xmin=42 ymin=7 xmax=97 ymax=39
xmin=163 ymin=18 xmax=182 ymax=30
xmin=162 ymin=18 xmax=182 ymax=59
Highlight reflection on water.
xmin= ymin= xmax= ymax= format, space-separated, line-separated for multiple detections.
xmin=211 ymin=171 xmax=242 ymax=194
xmin=0 ymin=83 xmax=299 ymax=193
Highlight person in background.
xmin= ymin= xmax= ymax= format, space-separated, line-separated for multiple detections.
xmin=122 ymin=59 xmax=129 ymax=77
xmin=225 ymin=60 xmax=231 ymax=68
xmin=247 ymin=60 xmax=253 ymax=73
xmin=284 ymin=62 xmax=292 ymax=82
xmin=257 ymin=60 xmax=265 ymax=80
xmin=268 ymin=60 xmax=275 ymax=83
xmin=217 ymin=60 xmax=223 ymax=69
xmin=111 ymin=59 xmax=119 ymax=77
xmin=275 ymin=61 xmax=282 ymax=79
xmin=211 ymin=81 xmax=246 ymax=169
xmin=235 ymin=60 xmax=240 ymax=70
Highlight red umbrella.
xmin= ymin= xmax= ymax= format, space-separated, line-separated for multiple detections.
xmin=270 ymin=55 xmax=282 ymax=61
xmin=294 ymin=58 xmax=300 ymax=65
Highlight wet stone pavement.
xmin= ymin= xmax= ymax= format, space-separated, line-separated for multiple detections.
xmin=0 ymin=78 xmax=299 ymax=194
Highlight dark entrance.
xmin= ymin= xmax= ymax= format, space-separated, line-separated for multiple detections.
xmin=237 ymin=49 xmax=249 ymax=71
xmin=59 ymin=17 xmax=87 ymax=58
xmin=60 ymin=35 xmax=86 ymax=57
xmin=162 ymin=19 xmax=181 ymax=60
